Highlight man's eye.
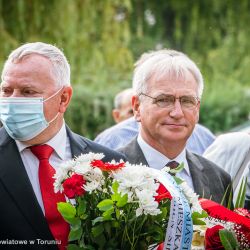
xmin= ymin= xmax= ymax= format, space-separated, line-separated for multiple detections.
xmin=23 ymin=89 xmax=37 ymax=95
xmin=156 ymin=96 xmax=173 ymax=103
xmin=181 ymin=97 xmax=195 ymax=104
xmin=157 ymin=98 xmax=167 ymax=103
xmin=0 ymin=88 xmax=12 ymax=95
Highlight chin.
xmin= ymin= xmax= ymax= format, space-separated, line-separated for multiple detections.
xmin=161 ymin=132 xmax=187 ymax=142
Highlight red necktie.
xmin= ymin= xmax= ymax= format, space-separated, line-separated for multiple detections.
xmin=30 ymin=144 xmax=69 ymax=249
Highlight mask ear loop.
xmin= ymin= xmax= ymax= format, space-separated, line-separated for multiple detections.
xmin=43 ymin=87 xmax=64 ymax=103
xmin=44 ymin=86 xmax=64 ymax=123
xmin=48 ymin=112 xmax=61 ymax=124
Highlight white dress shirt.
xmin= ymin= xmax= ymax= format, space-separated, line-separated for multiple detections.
xmin=137 ymin=134 xmax=194 ymax=190
xmin=15 ymin=123 xmax=72 ymax=214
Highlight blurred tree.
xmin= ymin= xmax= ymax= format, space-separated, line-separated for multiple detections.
xmin=0 ymin=0 xmax=249 ymax=137
xmin=0 ymin=0 xmax=133 ymax=90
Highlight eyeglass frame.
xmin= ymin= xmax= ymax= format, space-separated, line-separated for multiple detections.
xmin=139 ymin=92 xmax=200 ymax=110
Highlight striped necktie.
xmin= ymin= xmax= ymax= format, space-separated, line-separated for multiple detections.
xmin=166 ymin=161 xmax=179 ymax=175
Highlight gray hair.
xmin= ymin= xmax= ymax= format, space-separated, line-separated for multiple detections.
xmin=1 ymin=42 xmax=70 ymax=87
xmin=133 ymin=49 xmax=204 ymax=99
xmin=114 ymin=88 xmax=134 ymax=109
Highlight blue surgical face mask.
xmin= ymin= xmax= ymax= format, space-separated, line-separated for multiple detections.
xmin=0 ymin=88 xmax=63 ymax=141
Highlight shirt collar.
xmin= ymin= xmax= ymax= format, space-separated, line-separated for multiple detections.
xmin=16 ymin=123 xmax=67 ymax=160
xmin=137 ymin=134 xmax=191 ymax=176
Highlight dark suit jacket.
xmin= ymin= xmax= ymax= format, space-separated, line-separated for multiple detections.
xmin=0 ymin=126 xmax=126 ymax=249
xmin=118 ymin=138 xmax=232 ymax=205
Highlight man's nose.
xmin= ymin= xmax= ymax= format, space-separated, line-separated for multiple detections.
xmin=169 ymin=100 xmax=184 ymax=118
xmin=11 ymin=89 xmax=23 ymax=97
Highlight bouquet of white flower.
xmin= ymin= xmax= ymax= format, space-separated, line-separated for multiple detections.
xmin=54 ymin=152 xmax=200 ymax=250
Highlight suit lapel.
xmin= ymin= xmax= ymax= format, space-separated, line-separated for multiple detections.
xmin=119 ymin=138 xmax=149 ymax=166
xmin=130 ymin=139 xmax=148 ymax=165
xmin=66 ymin=126 xmax=88 ymax=157
xmin=0 ymin=129 xmax=53 ymax=240
xmin=187 ymin=151 xmax=211 ymax=199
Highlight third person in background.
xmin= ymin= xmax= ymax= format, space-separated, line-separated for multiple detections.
xmin=112 ymin=88 xmax=134 ymax=124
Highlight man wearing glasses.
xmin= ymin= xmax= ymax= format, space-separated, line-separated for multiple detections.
xmin=118 ymin=49 xmax=232 ymax=204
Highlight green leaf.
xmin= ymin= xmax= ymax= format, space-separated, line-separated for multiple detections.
xmin=102 ymin=208 xmax=114 ymax=220
xmin=173 ymin=176 xmax=184 ymax=185
xmin=104 ymin=222 xmax=112 ymax=236
xmin=147 ymin=224 xmax=164 ymax=242
xmin=220 ymin=183 xmax=233 ymax=209
xmin=91 ymin=224 xmax=104 ymax=238
xmin=116 ymin=194 xmax=128 ymax=207
xmin=111 ymin=192 xmax=121 ymax=202
xmin=57 ymin=202 xmax=76 ymax=221
xmin=92 ymin=233 xmax=106 ymax=248
xmin=57 ymin=202 xmax=80 ymax=225
xmin=77 ymin=198 xmax=87 ymax=215
xmin=192 ymin=211 xmax=208 ymax=225
xmin=97 ymin=199 xmax=113 ymax=211
xmin=219 ymin=229 xmax=240 ymax=249
xmin=111 ymin=220 xmax=119 ymax=228
xmin=80 ymin=214 xmax=88 ymax=220
xmin=82 ymin=246 xmax=95 ymax=250
xmin=69 ymin=227 xmax=83 ymax=241
xmin=115 ymin=207 xmax=120 ymax=219
xmin=70 ymin=217 xmax=81 ymax=230
xmin=92 ymin=217 xmax=104 ymax=225
xmin=157 ymin=206 xmax=168 ymax=220
xmin=112 ymin=181 xmax=119 ymax=193
xmin=67 ymin=244 xmax=84 ymax=250
xmin=235 ymin=177 xmax=247 ymax=208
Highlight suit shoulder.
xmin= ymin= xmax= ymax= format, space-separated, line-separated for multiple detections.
xmin=117 ymin=139 xmax=136 ymax=156
xmin=74 ymin=133 xmax=127 ymax=162
xmin=190 ymin=152 xmax=231 ymax=178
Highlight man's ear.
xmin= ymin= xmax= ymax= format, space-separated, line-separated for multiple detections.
xmin=59 ymin=86 xmax=73 ymax=113
xmin=132 ymin=95 xmax=141 ymax=122
xmin=112 ymin=109 xmax=120 ymax=123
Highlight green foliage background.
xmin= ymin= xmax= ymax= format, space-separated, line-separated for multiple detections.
xmin=0 ymin=0 xmax=249 ymax=138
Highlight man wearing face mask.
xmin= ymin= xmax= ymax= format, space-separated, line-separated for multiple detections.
xmin=0 ymin=42 xmax=125 ymax=249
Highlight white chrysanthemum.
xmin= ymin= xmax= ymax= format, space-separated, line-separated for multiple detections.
xmin=74 ymin=161 xmax=93 ymax=175
xmin=78 ymin=167 xmax=105 ymax=193
xmin=76 ymin=152 xmax=104 ymax=163
xmin=54 ymin=152 xmax=106 ymax=194
xmin=113 ymin=166 xmax=146 ymax=188
xmin=161 ymin=166 xmax=171 ymax=173
xmin=53 ymin=159 xmax=76 ymax=193
xmin=113 ymin=163 xmax=157 ymax=189
xmin=54 ymin=168 xmax=66 ymax=193
xmin=84 ymin=167 xmax=103 ymax=181
xmin=135 ymin=189 xmax=161 ymax=216
xmin=180 ymin=182 xmax=202 ymax=213
xmin=84 ymin=180 xmax=103 ymax=193
xmin=113 ymin=163 xmax=159 ymax=203
xmin=139 ymin=179 xmax=159 ymax=193
xmin=109 ymin=159 xmax=124 ymax=165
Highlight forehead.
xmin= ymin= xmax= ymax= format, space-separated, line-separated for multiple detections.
xmin=147 ymin=70 xmax=198 ymax=94
xmin=2 ymin=55 xmax=56 ymax=87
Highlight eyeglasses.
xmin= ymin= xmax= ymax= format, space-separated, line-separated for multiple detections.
xmin=139 ymin=93 xmax=200 ymax=110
